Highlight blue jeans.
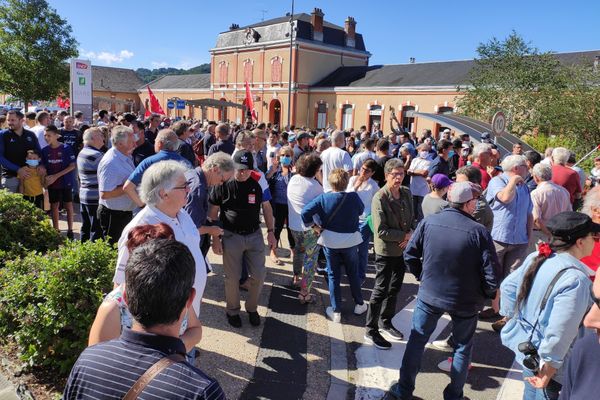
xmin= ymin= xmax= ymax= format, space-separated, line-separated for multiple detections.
xmin=522 ymin=369 xmax=561 ymax=400
xmin=357 ymin=220 xmax=372 ymax=282
xmin=392 ymin=299 xmax=478 ymax=400
xmin=323 ymin=246 xmax=364 ymax=312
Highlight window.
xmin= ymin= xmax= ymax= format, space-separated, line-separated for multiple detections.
xmin=401 ymin=106 xmax=415 ymax=132
xmin=243 ymin=60 xmax=253 ymax=84
xmin=341 ymin=105 xmax=353 ymax=130
xmin=271 ymin=57 xmax=282 ymax=84
xmin=438 ymin=106 xmax=453 ymax=115
xmin=219 ymin=62 xmax=228 ymax=87
xmin=317 ymin=102 xmax=327 ymax=129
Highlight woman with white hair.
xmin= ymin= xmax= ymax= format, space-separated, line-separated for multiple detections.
xmin=581 ymin=186 xmax=600 ymax=280
xmin=112 ymin=160 xmax=208 ymax=317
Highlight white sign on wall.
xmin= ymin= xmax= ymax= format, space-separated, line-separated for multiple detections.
xmin=70 ymin=59 xmax=93 ymax=123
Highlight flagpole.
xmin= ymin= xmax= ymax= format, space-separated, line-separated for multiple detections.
xmin=286 ymin=0 xmax=294 ymax=129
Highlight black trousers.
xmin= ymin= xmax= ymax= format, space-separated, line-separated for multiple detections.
xmin=272 ymin=202 xmax=295 ymax=248
xmin=81 ymin=203 xmax=103 ymax=242
xmin=365 ymin=254 xmax=406 ymax=331
xmin=97 ymin=205 xmax=133 ymax=245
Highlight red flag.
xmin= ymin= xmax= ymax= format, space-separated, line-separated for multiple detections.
xmin=244 ymin=81 xmax=257 ymax=121
xmin=147 ymin=85 xmax=165 ymax=116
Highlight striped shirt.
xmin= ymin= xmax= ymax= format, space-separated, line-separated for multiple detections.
xmin=77 ymin=145 xmax=104 ymax=205
xmin=63 ymin=329 xmax=225 ymax=400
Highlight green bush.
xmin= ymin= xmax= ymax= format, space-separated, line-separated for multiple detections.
xmin=0 ymin=239 xmax=117 ymax=374
xmin=0 ymin=189 xmax=62 ymax=264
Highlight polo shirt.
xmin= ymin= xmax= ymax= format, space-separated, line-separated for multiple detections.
xmin=0 ymin=128 xmax=41 ymax=178
xmin=486 ymin=173 xmax=532 ymax=244
xmin=128 ymin=150 xmax=192 ymax=186
xmin=41 ymin=143 xmax=75 ymax=189
xmin=552 ymin=164 xmax=581 ymax=204
xmin=183 ymin=168 xmax=209 ymax=229
xmin=209 ymin=172 xmax=263 ymax=234
xmin=114 ymin=206 xmax=207 ymax=315
xmin=208 ymin=139 xmax=234 ymax=156
xmin=77 ymin=145 xmax=104 ymax=205
xmin=97 ymin=147 xmax=136 ymax=211
xmin=63 ymin=329 xmax=225 ymax=400
xmin=132 ymin=141 xmax=155 ymax=166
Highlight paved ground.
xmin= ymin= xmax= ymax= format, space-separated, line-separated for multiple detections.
xmin=52 ymin=209 xmax=524 ymax=400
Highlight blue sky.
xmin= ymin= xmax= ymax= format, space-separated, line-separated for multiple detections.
xmin=47 ymin=0 xmax=600 ymax=70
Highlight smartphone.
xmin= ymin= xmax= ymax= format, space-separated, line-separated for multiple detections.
xmin=269 ymin=152 xmax=275 ymax=158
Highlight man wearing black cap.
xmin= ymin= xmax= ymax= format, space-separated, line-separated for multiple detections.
xmin=293 ymin=132 xmax=311 ymax=162
xmin=208 ymin=150 xmax=276 ymax=328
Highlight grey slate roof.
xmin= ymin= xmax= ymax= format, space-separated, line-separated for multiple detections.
xmin=92 ymin=66 xmax=144 ymax=93
xmin=313 ymin=50 xmax=600 ymax=88
xmin=145 ymin=74 xmax=211 ymax=90
xmin=215 ymin=13 xmax=366 ymax=52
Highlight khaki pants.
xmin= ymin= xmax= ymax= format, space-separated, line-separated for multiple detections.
xmin=493 ymin=241 xmax=529 ymax=279
xmin=222 ymin=229 xmax=266 ymax=315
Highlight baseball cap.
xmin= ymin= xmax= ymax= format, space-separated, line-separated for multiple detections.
xmin=447 ymin=181 xmax=482 ymax=204
xmin=297 ymin=132 xmax=312 ymax=140
xmin=288 ymin=134 xmax=297 ymax=142
xmin=431 ymin=174 xmax=452 ymax=189
xmin=546 ymin=212 xmax=600 ymax=242
xmin=232 ymin=150 xmax=253 ymax=170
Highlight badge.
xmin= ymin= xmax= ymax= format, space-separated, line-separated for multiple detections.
xmin=248 ymin=194 xmax=256 ymax=204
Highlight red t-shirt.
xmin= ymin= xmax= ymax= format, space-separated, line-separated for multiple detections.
xmin=581 ymin=242 xmax=600 ymax=281
xmin=472 ymin=162 xmax=491 ymax=190
xmin=551 ymin=165 xmax=581 ymax=204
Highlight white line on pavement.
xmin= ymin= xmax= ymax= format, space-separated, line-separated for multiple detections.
xmin=495 ymin=360 xmax=524 ymax=400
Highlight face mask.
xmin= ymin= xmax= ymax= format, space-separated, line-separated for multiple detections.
xmin=280 ymin=156 xmax=292 ymax=166
xmin=133 ymin=133 xmax=139 ymax=142
xmin=448 ymin=150 xmax=455 ymax=158
xmin=419 ymin=151 xmax=429 ymax=159
xmin=26 ymin=159 xmax=39 ymax=167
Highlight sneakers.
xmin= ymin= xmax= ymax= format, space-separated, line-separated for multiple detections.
xmin=354 ymin=302 xmax=368 ymax=315
xmin=326 ymin=306 xmax=341 ymax=323
xmin=431 ymin=336 xmax=454 ymax=352
xmin=380 ymin=325 xmax=404 ymax=341
xmin=226 ymin=313 xmax=242 ymax=328
xmin=248 ymin=311 xmax=261 ymax=326
xmin=492 ymin=317 xmax=507 ymax=333
xmin=364 ymin=330 xmax=392 ymax=350
xmin=437 ymin=357 xmax=473 ymax=372
xmin=479 ymin=308 xmax=499 ymax=320
xmin=66 ymin=230 xmax=74 ymax=240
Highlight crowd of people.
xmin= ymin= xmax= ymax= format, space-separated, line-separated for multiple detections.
xmin=2 ymin=108 xmax=600 ymax=399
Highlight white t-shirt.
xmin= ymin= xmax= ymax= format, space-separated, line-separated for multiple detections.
xmin=31 ymin=124 xmax=48 ymax=148
xmin=287 ymin=175 xmax=324 ymax=231
xmin=320 ymin=146 xmax=352 ymax=192
xmin=113 ymin=206 xmax=207 ymax=316
xmin=408 ymin=157 xmax=431 ymax=197
xmin=352 ymin=151 xmax=377 ymax=172
xmin=346 ymin=176 xmax=379 ymax=222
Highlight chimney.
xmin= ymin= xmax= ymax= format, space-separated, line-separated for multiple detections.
xmin=311 ymin=8 xmax=324 ymax=42
xmin=409 ymin=57 xmax=416 ymax=64
xmin=344 ymin=17 xmax=356 ymax=48
xmin=229 ymin=23 xmax=239 ymax=31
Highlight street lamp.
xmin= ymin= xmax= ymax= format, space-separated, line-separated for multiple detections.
xmin=286 ymin=0 xmax=295 ymax=129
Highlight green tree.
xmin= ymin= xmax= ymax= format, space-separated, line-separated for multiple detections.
xmin=0 ymin=0 xmax=78 ymax=110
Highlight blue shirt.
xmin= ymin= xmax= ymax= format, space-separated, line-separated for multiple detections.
xmin=268 ymin=169 xmax=292 ymax=205
xmin=63 ymin=328 xmax=225 ymax=400
xmin=486 ymin=173 xmax=532 ymax=244
xmin=208 ymin=139 xmax=234 ymax=156
xmin=301 ymin=191 xmax=363 ymax=234
xmin=77 ymin=145 xmax=104 ymax=205
xmin=128 ymin=150 xmax=192 ymax=186
xmin=184 ymin=168 xmax=209 ymax=229
xmin=97 ymin=147 xmax=136 ymax=211
xmin=500 ymin=251 xmax=592 ymax=376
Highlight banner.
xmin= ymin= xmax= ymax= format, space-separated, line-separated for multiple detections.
xmin=69 ymin=59 xmax=92 ymax=123
xmin=244 ymin=81 xmax=257 ymax=121
xmin=146 ymin=86 xmax=165 ymax=117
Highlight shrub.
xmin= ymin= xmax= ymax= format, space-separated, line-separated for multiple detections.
xmin=0 ymin=239 xmax=117 ymax=374
xmin=0 ymin=189 xmax=62 ymax=264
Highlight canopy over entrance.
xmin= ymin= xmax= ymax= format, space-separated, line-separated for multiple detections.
xmin=185 ymin=98 xmax=244 ymax=109
xmin=414 ymin=112 xmax=535 ymax=156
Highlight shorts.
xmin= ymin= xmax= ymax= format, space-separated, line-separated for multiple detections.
xmin=23 ymin=194 xmax=44 ymax=209
xmin=48 ymin=187 xmax=73 ymax=204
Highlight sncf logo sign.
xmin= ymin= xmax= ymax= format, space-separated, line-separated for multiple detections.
xmin=76 ymin=62 xmax=88 ymax=69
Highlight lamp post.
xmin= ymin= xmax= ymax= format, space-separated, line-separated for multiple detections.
xmin=286 ymin=0 xmax=295 ymax=130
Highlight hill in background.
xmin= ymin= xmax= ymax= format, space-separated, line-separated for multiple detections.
xmin=135 ymin=63 xmax=211 ymax=84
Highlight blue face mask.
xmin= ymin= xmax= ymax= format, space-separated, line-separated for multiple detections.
xmin=26 ymin=159 xmax=39 ymax=167
xmin=448 ymin=150 xmax=455 ymax=158
xmin=280 ymin=156 xmax=292 ymax=166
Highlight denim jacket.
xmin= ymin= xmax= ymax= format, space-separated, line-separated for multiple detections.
xmin=500 ymin=251 xmax=592 ymax=381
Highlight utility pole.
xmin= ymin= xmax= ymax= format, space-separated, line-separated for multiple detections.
xmin=286 ymin=0 xmax=294 ymax=129
xmin=260 ymin=9 xmax=268 ymax=21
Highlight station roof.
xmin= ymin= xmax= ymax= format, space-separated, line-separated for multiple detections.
xmin=92 ymin=66 xmax=144 ymax=93
xmin=144 ymin=74 xmax=211 ymax=90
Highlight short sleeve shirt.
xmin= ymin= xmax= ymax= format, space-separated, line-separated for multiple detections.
xmin=552 ymin=164 xmax=582 ymax=204
xmin=128 ymin=150 xmax=191 ymax=186
xmin=320 ymin=147 xmax=353 ymax=192
xmin=209 ymin=174 xmax=263 ymax=233
xmin=42 ymin=143 xmax=75 ymax=189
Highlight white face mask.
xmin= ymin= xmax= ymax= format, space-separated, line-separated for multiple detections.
xmin=133 ymin=133 xmax=139 ymax=142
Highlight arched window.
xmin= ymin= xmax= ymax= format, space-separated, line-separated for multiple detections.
xmin=219 ymin=61 xmax=228 ymax=87
xmin=401 ymin=106 xmax=416 ymax=132
xmin=243 ymin=59 xmax=253 ymax=84
xmin=271 ymin=57 xmax=282 ymax=85
xmin=438 ymin=106 xmax=453 ymax=115
xmin=341 ymin=105 xmax=353 ymax=130
xmin=316 ymin=102 xmax=327 ymax=129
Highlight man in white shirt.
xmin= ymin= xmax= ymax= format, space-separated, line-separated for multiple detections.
xmin=31 ymin=111 xmax=50 ymax=148
xmin=320 ymin=130 xmax=352 ymax=192
xmin=407 ymin=144 xmax=431 ymax=221
xmin=352 ymin=137 xmax=377 ymax=175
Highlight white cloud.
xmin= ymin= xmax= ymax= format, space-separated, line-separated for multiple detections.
xmin=81 ymin=49 xmax=134 ymax=65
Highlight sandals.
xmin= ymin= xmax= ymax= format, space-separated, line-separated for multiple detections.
xmin=298 ymin=292 xmax=316 ymax=304
xmin=271 ymin=255 xmax=283 ymax=265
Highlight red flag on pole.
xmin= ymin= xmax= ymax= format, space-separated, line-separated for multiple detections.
xmin=244 ymin=81 xmax=257 ymax=121
xmin=146 ymin=85 xmax=165 ymax=117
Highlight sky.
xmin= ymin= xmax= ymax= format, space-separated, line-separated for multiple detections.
xmin=46 ymin=0 xmax=600 ymax=70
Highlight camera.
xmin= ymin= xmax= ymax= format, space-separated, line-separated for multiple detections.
xmin=518 ymin=341 xmax=540 ymax=372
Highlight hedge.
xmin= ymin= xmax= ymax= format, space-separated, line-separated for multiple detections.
xmin=0 ymin=239 xmax=117 ymax=374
